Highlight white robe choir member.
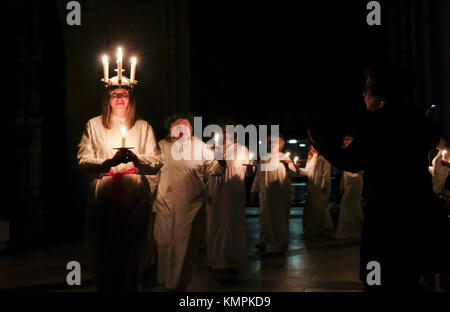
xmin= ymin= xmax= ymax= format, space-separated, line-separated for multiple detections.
xmin=153 ymin=137 xmax=225 ymax=290
xmin=207 ymin=143 xmax=251 ymax=269
xmin=335 ymin=171 xmax=364 ymax=239
xmin=299 ymin=152 xmax=334 ymax=238
xmin=251 ymin=152 xmax=297 ymax=249
xmin=429 ymin=150 xmax=450 ymax=198
xmin=77 ymin=115 xmax=161 ymax=291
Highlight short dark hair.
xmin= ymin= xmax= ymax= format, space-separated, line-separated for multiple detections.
xmin=364 ymin=65 xmax=415 ymax=105
xmin=164 ymin=112 xmax=194 ymax=133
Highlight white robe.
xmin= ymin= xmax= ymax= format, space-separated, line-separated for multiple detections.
xmin=153 ymin=137 xmax=224 ymax=289
xmin=429 ymin=150 xmax=449 ymax=197
xmin=206 ymin=143 xmax=250 ymax=269
xmin=251 ymin=152 xmax=296 ymax=246
xmin=299 ymin=153 xmax=333 ymax=237
xmin=77 ymin=115 xmax=161 ymax=291
xmin=335 ymin=171 xmax=364 ymax=239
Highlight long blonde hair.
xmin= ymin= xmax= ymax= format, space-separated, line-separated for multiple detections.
xmin=101 ymin=89 xmax=137 ymax=129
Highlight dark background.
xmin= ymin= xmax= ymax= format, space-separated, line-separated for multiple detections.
xmin=4 ymin=0 xmax=450 ymax=250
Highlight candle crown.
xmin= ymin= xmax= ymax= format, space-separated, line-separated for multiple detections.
xmin=101 ymin=48 xmax=138 ymax=90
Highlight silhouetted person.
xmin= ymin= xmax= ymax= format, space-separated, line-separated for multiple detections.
xmin=310 ymin=65 xmax=449 ymax=291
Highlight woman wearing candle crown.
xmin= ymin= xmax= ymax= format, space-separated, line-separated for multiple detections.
xmin=77 ymin=55 xmax=162 ymax=291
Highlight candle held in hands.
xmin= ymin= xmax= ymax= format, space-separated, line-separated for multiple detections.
xmin=442 ymin=150 xmax=448 ymax=162
xmin=214 ymin=133 xmax=220 ymax=145
xmin=249 ymin=152 xmax=254 ymax=164
xmin=121 ymin=126 xmax=126 ymax=148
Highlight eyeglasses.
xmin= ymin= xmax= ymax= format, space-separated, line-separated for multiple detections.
xmin=110 ymin=93 xmax=129 ymax=99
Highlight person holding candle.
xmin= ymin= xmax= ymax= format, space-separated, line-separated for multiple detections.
xmin=206 ymin=122 xmax=254 ymax=272
xmin=429 ymin=138 xmax=450 ymax=199
xmin=294 ymin=145 xmax=334 ymax=240
xmin=152 ymin=113 xmax=226 ymax=291
xmin=77 ymin=54 xmax=162 ymax=291
xmin=250 ymin=135 xmax=297 ymax=251
xmin=335 ymin=134 xmax=364 ymax=239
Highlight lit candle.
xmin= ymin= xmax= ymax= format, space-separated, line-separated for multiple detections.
xmin=249 ymin=152 xmax=254 ymax=164
xmin=443 ymin=150 xmax=448 ymax=162
xmin=130 ymin=57 xmax=136 ymax=83
xmin=284 ymin=152 xmax=291 ymax=158
xmin=121 ymin=126 xmax=126 ymax=147
xmin=293 ymin=156 xmax=299 ymax=164
xmin=214 ymin=133 xmax=219 ymax=145
xmin=117 ymin=47 xmax=123 ymax=82
xmin=102 ymin=55 xmax=109 ymax=83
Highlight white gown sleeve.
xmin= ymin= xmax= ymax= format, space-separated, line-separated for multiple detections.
xmin=320 ymin=158 xmax=331 ymax=190
xmin=281 ymin=153 xmax=302 ymax=178
xmin=200 ymin=143 xmax=225 ymax=184
xmin=250 ymin=168 xmax=259 ymax=193
xmin=77 ymin=120 xmax=108 ymax=178
xmin=296 ymin=167 xmax=308 ymax=177
xmin=286 ymin=161 xmax=302 ymax=178
xmin=297 ymin=153 xmax=316 ymax=178
xmin=204 ymin=157 xmax=225 ymax=177
xmin=134 ymin=123 xmax=164 ymax=175
xmin=237 ymin=145 xmax=255 ymax=177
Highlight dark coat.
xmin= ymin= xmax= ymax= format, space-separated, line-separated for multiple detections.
xmin=313 ymin=106 xmax=449 ymax=290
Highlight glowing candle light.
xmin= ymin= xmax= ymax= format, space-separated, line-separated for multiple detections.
xmin=214 ymin=133 xmax=219 ymax=145
xmin=443 ymin=150 xmax=448 ymax=162
xmin=293 ymin=156 xmax=299 ymax=164
xmin=284 ymin=152 xmax=291 ymax=158
xmin=121 ymin=126 xmax=126 ymax=147
xmin=102 ymin=55 xmax=109 ymax=83
xmin=117 ymin=47 xmax=123 ymax=82
xmin=249 ymin=152 xmax=254 ymax=164
xmin=130 ymin=57 xmax=137 ymax=83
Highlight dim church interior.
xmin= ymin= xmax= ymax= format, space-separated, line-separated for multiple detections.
xmin=1 ymin=192 xmax=365 ymax=292
xmin=2 ymin=0 xmax=450 ymax=292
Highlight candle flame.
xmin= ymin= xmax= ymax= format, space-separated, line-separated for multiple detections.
xmin=131 ymin=57 xmax=137 ymax=65
xmin=294 ymin=156 xmax=299 ymax=163
xmin=285 ymin=152 xmax=290 ymax=158
xmin=102 ymin=55 xmax=108 ymax=62
xmin=117 ymin=47 xmax=123 ymax=61
xmin=121 ymin=126 xmax=126 ymax=136
xmin=249 ymin=152 xmax=254 ymax=160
